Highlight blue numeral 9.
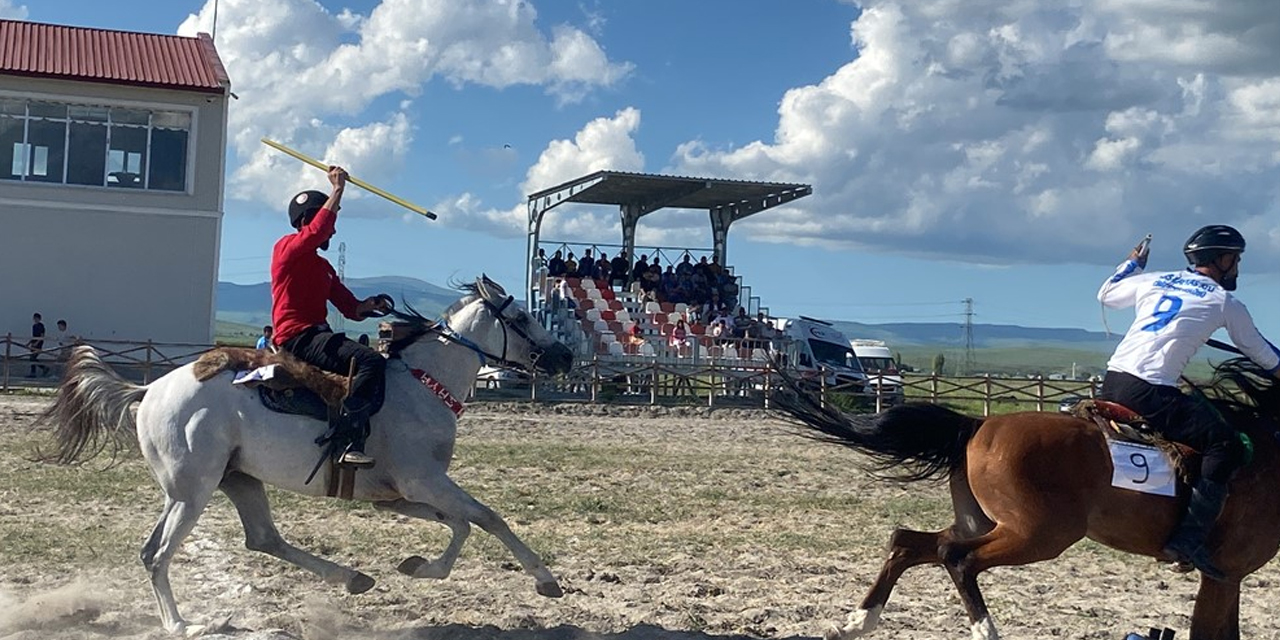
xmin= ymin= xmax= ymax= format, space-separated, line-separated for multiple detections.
xmin=1141 ymin=295 xmax=1182 ymax=332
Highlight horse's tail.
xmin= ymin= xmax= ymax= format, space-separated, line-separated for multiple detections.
xmin=41 ymin=345 xmax=149 ymax=465
xmin=773 ymin=385 xmax=983 ymax=482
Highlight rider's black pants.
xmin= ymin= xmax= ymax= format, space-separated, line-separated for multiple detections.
xmin=1098 ymin=370 xmax=1241 ymax=482
xmin=282 ymin=326 xmax=386 ymax=414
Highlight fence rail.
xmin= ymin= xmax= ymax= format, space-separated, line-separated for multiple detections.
xmin=2 ymin=334 xmax=1097 ymax=414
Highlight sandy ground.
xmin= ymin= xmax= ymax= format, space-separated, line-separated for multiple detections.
xmin=1 ymin=394 xmax=1279 ymax=640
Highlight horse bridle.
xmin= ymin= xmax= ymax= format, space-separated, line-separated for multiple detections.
xmin=391 ymin=294 xmax=546 ymax=373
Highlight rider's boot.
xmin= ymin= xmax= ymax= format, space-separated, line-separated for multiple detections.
xmin=337 ymin=396 xmax=375 ymax=468
xmin=1162 ymin=477 xmax=1228 ymax=581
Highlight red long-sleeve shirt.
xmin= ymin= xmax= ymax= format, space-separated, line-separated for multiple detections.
xmin=270 ymin=207 xmax=361 ymax=345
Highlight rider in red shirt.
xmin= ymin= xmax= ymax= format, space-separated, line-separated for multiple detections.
xmin=272 ymin=166 xmax=390 ymax=467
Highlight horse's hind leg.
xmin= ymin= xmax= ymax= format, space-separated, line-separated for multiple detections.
xmin=219 ymin=472 xmax=374 ymax=594
xmin=400 ymin=475 xmax=563 ymax=597
xmin=374 ymin=498 xmax=470 ymax=579
xmin=140 ymin=495 xmax=213 ymax=635
xmin=827 ymin=528 xmax=953 ymax=640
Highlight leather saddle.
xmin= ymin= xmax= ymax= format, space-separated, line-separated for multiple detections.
xmin=193 ymin=347 xmax=350 ymax=421
xmin=1070 ymin=398 xmax=1196 ymax=481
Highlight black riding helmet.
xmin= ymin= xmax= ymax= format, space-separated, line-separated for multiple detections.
xmin=1184 ymin=225 xmax=1245 ymax=266
xmin=288 ymin=190 xmax=328 ymax=229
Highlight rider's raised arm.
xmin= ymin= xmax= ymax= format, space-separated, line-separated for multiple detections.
xmin=1097 ymin=259 xmax=1146 ymax=309
xmin=1222 ymin=297 xmax=1280 ymax=377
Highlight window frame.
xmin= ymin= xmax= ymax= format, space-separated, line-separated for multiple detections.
xmin=0 ymin=91 xmax=199 ymax=195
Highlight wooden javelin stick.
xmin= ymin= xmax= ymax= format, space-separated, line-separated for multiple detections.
xmin=261 ymin=138 xmax=438 ymax=220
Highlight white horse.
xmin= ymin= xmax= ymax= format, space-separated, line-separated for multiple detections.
xmin=45 ymin=276 xmax=574 ymax=635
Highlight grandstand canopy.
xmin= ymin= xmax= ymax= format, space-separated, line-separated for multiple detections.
xmin=525 ymin=170 xmax=812 ymax=304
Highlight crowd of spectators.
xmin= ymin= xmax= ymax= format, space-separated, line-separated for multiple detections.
xmin=536 ymin=246 xmax=786 ymax=357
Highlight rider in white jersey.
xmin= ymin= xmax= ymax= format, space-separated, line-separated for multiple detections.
xmin=1098 ymin=225 xmax=1280 ymax=581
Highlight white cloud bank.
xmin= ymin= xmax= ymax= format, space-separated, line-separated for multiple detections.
xmin=177 ymin=0 xmax=631 ymax=211
xmin=666 ymin=0 xmax=1280 ymax=266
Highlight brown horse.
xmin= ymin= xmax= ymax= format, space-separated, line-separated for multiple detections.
xmin=775 ymin=358 xmax=1280 ymax=640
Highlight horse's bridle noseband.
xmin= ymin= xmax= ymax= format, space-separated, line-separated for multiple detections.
xmin=419 ymin=294 xmax=546 ymax=373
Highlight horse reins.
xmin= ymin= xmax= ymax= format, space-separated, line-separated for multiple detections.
xmin=388 ymin=294 xmax=544 ymax=374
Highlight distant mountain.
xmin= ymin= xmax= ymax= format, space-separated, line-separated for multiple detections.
xmin=829 ymin=320 xmax=1120 ymax=353
xmin=218 ymin=276 xmax=1121 ymax=350
xmin=216 ymin=276 xmax=463 ymax=332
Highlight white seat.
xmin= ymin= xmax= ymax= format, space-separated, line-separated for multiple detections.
xmin=607 ymin=341 xmax=625 ymax=356
xmin=580 ymin=277 xmax=597 ymax=290
xmin=667 ymin=312 xmax=683 ymax=324
xmin=751 ymin=348 xmax=769 ymax=362
xmin=644 ymin=301 xmax=661 ymax=314
xmin=587 ymin=288 xmax=604 ymax=300
xmin=586 ymin=308 xmax=602 ymax=322
xmin=674 ymin=302 xmax=689 ymax=314
xmin=639 ymin=342 xmax=656 ymax=357
xmin=615 ymin=310 xmax=631 ymax=324
xmin=698 ymin=344 xmax=711 ymax=359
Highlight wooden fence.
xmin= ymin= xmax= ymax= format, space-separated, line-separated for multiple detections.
xmin=2 ymin=334 xmax=1098 ymax=414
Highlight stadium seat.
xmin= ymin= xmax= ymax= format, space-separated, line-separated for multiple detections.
xmin=751 ymin=348 xmax=769 ymax=361
xmin=674 ymin=302 xmax=689 ymax=315
xmin=667 ymin=312 xmax=683 ymax=325
xmin=600 ymin=310 xmax=616 ymax=322
xmin=608 ymin=341 xmax=625 ymax=356
xmin=593 ymin=319 xmax=609 ymax=333
xmin=644 ymin=301 xmax=661 ymax=314
xmin=614 ymin=309 xmax=631 ymax=324
xmin=659 ymin=302 xmax=675 ymax=314
xmin=639 ymin=342 xmax=656 ymax=357
xmin=586 ymin=308 xmax=602 ymax=322
xmin=580 ymin=277 xmax=597 ymax=290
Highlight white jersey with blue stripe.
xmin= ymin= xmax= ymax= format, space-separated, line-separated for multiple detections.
xmin=1098 ymin=260 xmax=1280 ymax=386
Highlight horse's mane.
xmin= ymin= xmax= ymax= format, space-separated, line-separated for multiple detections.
xmin=383 ymin=281 xmax=480 ymax=357
xmin=1200 ymin=357 xmax=1280 ymax=436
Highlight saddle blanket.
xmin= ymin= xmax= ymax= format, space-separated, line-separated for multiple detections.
xmin=233 ymin=364 xmax=278 ymax=385
xmin=1109 ymin=440 xmax=1176 ymax=497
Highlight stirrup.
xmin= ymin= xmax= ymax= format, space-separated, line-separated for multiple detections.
xmin=338 ymin=446 xmax=376 ymax=468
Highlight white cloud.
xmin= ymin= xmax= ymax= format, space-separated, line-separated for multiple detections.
xmin=669 ymin=0 xmax=1280 ymax=266
xmin=176 ymin=0 xmax=632 ymax=215
xmin=0 ymin=0 xmax=27 ymax=19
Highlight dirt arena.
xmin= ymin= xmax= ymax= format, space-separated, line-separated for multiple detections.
xmin=1 ymin=394 xmax=1278 ymax=640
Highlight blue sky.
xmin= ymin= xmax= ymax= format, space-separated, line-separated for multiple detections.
xmin=9 ymin=0 xmax=1280 ymax=335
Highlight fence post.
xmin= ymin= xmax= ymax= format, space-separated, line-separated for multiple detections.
xmin=819 ymin=366 xmax=828 ymax=410
xmin=144 ymin=340 xmax=154 ymax=384
xmin=930 ymin=374 xmax=938 ymax=404
xmin=2 ymin=333 xmax=10 ymax=392
xmin=590 ymin=356 xmax=599 ymax=402
xmin=707 ymin=359 xmax=715 ymax=408
xmin=874 ymin=373 xmax=883 ymax=414
xmin=983 ymin=374 xmax=992 ymax=416
xmin=1036 ymin=375 xmax=1044 ymax=412
xmin=650 ymin=357 xmax=657 ymax=406
xmin=763 ymin=363 xmax=771 ymax=410
xmin=530 ymin=370 xmax=538 ymax=402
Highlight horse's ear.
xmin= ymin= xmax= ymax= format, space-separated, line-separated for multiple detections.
xmin=478 ymin=274 xmax=506 ymax=300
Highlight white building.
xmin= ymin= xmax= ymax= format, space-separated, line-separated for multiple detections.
xmin=0 ymin=19 xmax=230 ymax=346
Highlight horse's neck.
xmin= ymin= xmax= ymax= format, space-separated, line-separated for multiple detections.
xmin=398 ymin=335 xmax=483 ymax=394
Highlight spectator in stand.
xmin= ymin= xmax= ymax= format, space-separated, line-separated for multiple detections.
xmin=693 ymin=255 xmax=712 ymax=281
xmin=675 ymin=253 xmax=694 ymax=277
xmin=256 ymin=325 xmax=274 ymax=350
xmin=532 ymin=248 xmax=547 ymax=271
xmin=626 ymin=321 xmax=646 ymax=354
xmin=708 ymin=312 xmax=733 ymax=346
xmin=733 ymin=307 xmax=751 ymax=340
xmin=564 ymin=252 xmax=578 ymax=278
xmin=668 ymin=317 xmax=691 ymax=355
xmin=611 ymin=251 xmax=630 ymax=289
xmin=27 ymin=312 xmax=48 ymax=378
xmin=547 ymin=250 xmax=566 ymax=277
xmin=641 ymin=263 xmax=662 ymax=300
xmin=661 ymin=265 xmax=678 ymax=295
xmin=596 ymin=252 xmax=612 ymax=285
xmin=631 ymin=254 xmax=650 ymax=286
xmin=554 ymin=278 xmax=575 ymax=310
xmin=578 ymin=249 xmax=595 ymax=280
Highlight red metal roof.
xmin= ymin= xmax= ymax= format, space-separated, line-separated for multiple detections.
xmin=0 ymin=19 xmax=230 ymax=94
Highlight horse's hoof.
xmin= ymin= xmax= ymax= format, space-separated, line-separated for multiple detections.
xmin=536 ymin=580 xmax=564 ymax=598
xmin=823 ymin=624 xmax=846 ymax=640
xmin=182 ymin=623 xmax=208 ymax=638
xmin=347 ymin=572 xmax=376 ymax=594
xmin=397 ymin=556 xmax=427 ymax=576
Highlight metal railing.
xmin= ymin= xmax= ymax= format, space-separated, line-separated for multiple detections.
xmin=3 ymin=333 xmax=1096 ymax=415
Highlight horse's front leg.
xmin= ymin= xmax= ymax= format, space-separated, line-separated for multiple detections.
xmin=1189 ymin=575 xmax=1241 ymax=640
xmin=394 ymin=475 xmax=563 ymax=598
xmin=374 ymin=498 xmax=470 ymax=579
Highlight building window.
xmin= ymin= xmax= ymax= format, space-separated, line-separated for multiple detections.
xmin=0 ymin=98 xmax=191 ymax=192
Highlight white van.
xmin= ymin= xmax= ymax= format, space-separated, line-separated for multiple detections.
xmin=849 ymin=339 xmax=905 ymax=405
xmin=773 ymin=316 xmax=868 ymax=391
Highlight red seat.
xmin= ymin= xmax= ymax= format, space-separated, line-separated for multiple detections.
xmin=690 ymin=323 xmax=706 ymax=335
xmin=577 ymin=299 xmax=595 ymax=311
xmin=608 ymin=299 xmax=624 ymax=311
xmin=597 ymin=287 xmax=616 ymax=300
xmin=600 ymin=310 xmax=616 ymax=322
xmin=566 ymin=277 xmax=581 ymax=288
xmin=659 ymin=302 xmax=676 ymax=314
